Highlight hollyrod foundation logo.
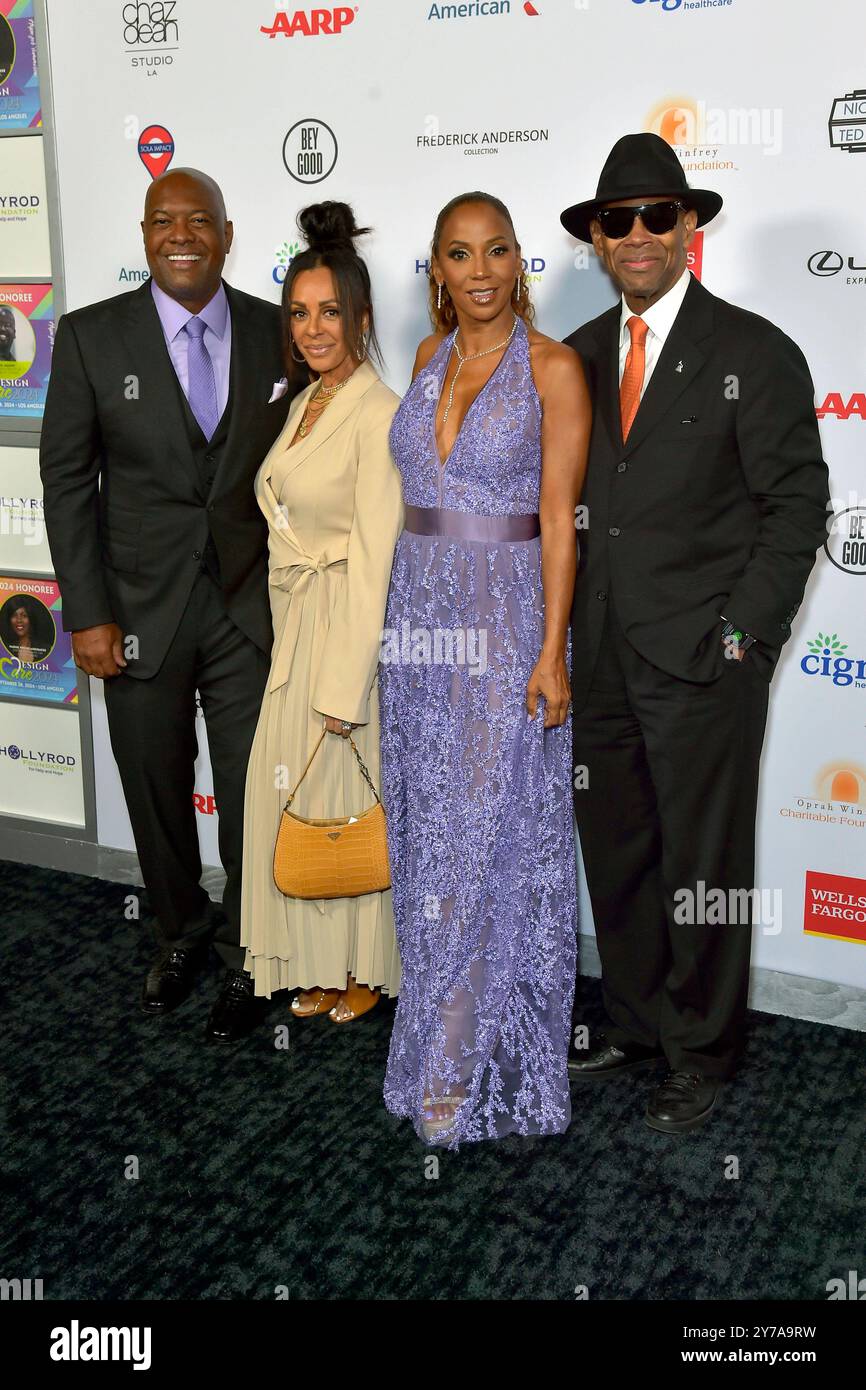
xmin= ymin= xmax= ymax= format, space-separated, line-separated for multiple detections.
xmin=0 ymin=742 xmax=77 ymax=769
xmin=828 ymin=90 xmax=866 ymax=153
xmin=804 ymin=869 xmax=866 ymax=945
xmin=261 ymin=7 xmax=357 ymax=36
xmin=415 ymin=253 xmax=546 ymax=284
xmin=800 ymin=632 xmax=866 ymax=689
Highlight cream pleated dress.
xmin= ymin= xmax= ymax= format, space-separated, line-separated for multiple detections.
xmin=240 ymin=360 xmax=404 ymax=997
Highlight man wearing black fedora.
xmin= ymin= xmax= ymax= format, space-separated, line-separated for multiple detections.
xmin=560 ymin=134 xmax=829 ymax=1131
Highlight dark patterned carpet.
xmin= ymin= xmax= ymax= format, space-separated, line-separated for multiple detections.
xmin=2 ymin=859 xmax=864 ymax=1302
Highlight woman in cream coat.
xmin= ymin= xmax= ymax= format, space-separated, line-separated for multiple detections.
xmin=240 ymin=202 xmax=403 ymax=1022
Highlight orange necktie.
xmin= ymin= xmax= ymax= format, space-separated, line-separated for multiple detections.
xmin=620 ymin=315 xmax=649 ymax=441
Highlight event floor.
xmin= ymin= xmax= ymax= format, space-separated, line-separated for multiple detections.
xmin=3 ymin=860 xmax=864 ymax=1301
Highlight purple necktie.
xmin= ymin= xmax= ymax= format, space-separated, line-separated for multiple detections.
xmin=184 ymin=316 xmax=219 ymax=441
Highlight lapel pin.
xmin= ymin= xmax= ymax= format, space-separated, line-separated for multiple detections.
xmin=675 ymin=360 xmax=684 ymax=373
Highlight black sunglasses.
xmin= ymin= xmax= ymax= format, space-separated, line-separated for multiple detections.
xmin=594 ymin=200 xmax=686 ymax=240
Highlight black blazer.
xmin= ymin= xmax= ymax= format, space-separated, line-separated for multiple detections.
xmin=39 ymin=280 xmax=292 ymax=679
xmin=564 ymin=274 xmax=830 ymax=705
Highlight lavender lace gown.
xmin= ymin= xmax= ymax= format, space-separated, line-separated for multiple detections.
xmin=380 ymin=316 xmax=578 ymax=1146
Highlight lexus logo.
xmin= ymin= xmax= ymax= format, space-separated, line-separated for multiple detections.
xmin=807 ymin=250 xmax=866 ymax=277
xmin=808 ymin=251 xmax=844 ymax=277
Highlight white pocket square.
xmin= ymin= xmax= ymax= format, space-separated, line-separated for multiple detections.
xmin=269 ymin=377 xmax=288 ymax=403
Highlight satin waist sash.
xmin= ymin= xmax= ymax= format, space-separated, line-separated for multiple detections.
xmin=403 ymin=505 xmax=540 ymax=542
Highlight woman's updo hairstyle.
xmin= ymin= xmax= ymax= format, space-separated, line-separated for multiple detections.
xmin=428 ymin=190 xmax=535 ymax=334
xmin=281 ymin=200 xmax=383 ymax=371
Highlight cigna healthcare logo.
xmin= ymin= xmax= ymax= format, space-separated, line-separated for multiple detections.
xmin=804 ymin=869 xmax=866 ymax=945
xmin=282 ymin=119 xmax=338 ymax=183
xmin=632 ymin=0 xmax=736 ymax=13
xmin=273 ymin=240 xmax=301 ymax=285
xmin=137 ymin=124 xmax=174 ymax=179
xmin=800 ymin=632 xmax=866 ymax=689
xmin=261 ymin=7 xmax=357 ymax=37
xmin=123 ymin=1 xmax=179 ymax=73
xmin=828 ymin=90 xmax=866 ymax=154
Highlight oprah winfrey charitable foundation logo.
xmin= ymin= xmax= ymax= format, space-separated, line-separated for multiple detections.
xmin=779 ymin=759 xmax=866 ymax=832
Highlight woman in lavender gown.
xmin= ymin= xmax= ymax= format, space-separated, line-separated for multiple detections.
xmin=380 ymin=192 xmax=591 ymax=1146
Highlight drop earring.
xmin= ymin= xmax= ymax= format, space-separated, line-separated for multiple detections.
xmin=437 ymin=281 xmax=443 ymax=310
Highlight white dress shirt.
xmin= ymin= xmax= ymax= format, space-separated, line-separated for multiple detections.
xmin=618 ymin=267 xmax=692 ymax=397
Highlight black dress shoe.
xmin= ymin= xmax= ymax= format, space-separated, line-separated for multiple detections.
xmin=205 ymin=969 xmax=263 ymax=1043
xmin=568 ymin=1031 xmax=664 ymax=1079
xmin=141 ymin=947 xmax=204 ymax=1016
xmin=645 ymin=1071 xmax=720 ymax=1133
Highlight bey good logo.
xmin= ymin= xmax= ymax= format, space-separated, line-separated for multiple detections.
xmin=800 ymin=632 xmax=866 ymax=688
xmin=261 ymin=7 xmax=357 ymax=37
xmin=137 ymin=124 xmax=174 ymax=178
xmin=804 ymin=870 xmax=866 ymax=946
xmin=825 ymin=506 xmax=866 ymax=576
xmin=282 ymin=119 xmax=337 ymax=184
xmin=828 ymin=90 xmax=866 ymax=153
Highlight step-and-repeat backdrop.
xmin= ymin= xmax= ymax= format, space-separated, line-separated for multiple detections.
xmin=14 ymin=0 xmax=866 ymax=987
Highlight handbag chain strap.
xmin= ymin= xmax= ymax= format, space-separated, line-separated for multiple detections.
xmin=284 ymin=728 xmax=383 ymax=810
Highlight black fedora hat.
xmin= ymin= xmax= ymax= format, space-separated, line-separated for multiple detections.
xmin=560 ymin=132 xmax=723 ymax=242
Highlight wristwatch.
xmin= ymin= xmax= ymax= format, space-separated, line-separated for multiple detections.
xmin=720 ymin=616 xmax=756 ymax=655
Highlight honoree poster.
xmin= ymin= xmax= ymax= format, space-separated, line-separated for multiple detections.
xmin=0 ymin=573 xmax=76 ymax=704
xmin=0 ymin=283 xmax=54 ymax=418
xmin=0 ymin=0 xmax=41 ymax=130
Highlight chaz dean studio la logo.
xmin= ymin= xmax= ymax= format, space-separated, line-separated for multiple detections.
xmin=123 ymin=2 xmax=179 ymax=74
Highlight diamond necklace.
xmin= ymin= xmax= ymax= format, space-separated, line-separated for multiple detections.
xmin=440 ymin=315 xmax=518 ymax=432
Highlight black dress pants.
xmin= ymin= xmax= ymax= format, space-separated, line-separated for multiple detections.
xmin=104 ymin=569 xmax=270 ymax=971
xmin=572 ymin=600 xmax=770 ymax=1078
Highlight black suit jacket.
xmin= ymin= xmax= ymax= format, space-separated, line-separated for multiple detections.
xmin=39 ymin=279 xmax=292 ymax=679
xmin=564 ymin=275 xmax=830 ymax=706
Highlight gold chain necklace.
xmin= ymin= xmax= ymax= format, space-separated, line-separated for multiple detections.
xmin=297 ymin=374 xmax=349 ymax=438
xmin=441 ymin=316 xmax=518 ymax=431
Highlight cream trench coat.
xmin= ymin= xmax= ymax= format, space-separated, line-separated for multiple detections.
xmin=240 ymin=360 xmax=404 ymax=997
